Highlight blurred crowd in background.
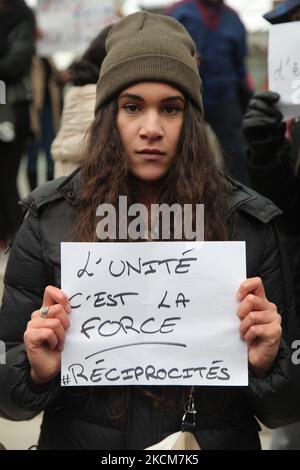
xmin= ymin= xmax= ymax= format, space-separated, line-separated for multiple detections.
xmin=0 ymin=0 xmax=278 ymax=250
xmin=1 ymin=0 xmax=300 ymax=450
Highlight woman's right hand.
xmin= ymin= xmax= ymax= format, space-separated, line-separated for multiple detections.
xmin=24 ymin=286 xmax=71 ymax=385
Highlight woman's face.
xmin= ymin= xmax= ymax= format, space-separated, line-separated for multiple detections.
xmin=117 ymin=82 xmax=185 ymax=183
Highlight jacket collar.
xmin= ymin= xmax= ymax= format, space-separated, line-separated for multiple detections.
xmin=224 ymin=176 xmax=282 ymax=223
xmin=22 ymin=170 xmax=282 ymax=225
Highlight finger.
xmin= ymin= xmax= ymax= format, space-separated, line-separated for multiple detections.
xmin=47 ymin=318 xmax=66 ymax=351
xmin=244 ymin=321 xmax=282 ymax=345
xmin=47 ymin=304 xmax=70 ymax=330
xmin=237 ymin=294 xmax=276 ymax=320
xmin=237 ymin=277 xmax=266 ymax=301
xmin=252 ymin=91 xmax=281 ymax=103
xmin=43 ymin=286 xmax=71 ymax=312
xmin=243 ymin=112 xmax=279 ymax=130
xmin=249 ymin=98 xmax=283 ymax=120
xmin=28 ymin=318 xmax=66 ymax=350
xmin=239 ymin=310 xmax=280 ymax=338
xmin=31 ymin=304 xmax=70 ymax=330
xmin=33 ymin=304 xmax=70 ymax=330
xmin=24 ymin=327 xmax=58 ymax=351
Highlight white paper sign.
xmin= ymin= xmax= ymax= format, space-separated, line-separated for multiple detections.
xmin=268 ymin=21 xmax=300 ymax=120
xmin=61 ymin=241 xmax=247 ymax=387
xmin=37 ymin=0 xmax=118 ymax=55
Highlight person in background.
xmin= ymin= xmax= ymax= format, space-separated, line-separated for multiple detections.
xmin=27 ymin=54 xmax=62 ymax=190
xmin=166 ymin=0 xmax=253 ymax=184
xmin=264 ymin=0 xmax=300 ymax=23
xmin=0 ymin=0 xmax=35 ymax=250
xmin=51 ymin=25 xmax=111 ymax=178
xmin=242 ymin=0 xmax=300 ymax=450
xmin=0 ymin=12 xmax=296 ymax=450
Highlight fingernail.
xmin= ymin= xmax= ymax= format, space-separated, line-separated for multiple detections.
xmin=67 ymin=306 xmax=71 ymax=313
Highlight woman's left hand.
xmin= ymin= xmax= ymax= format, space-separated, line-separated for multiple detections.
xmin=236 ymin=277 xmax=282 ymax=377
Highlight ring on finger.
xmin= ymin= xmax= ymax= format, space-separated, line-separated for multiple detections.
xmin=39 ymin=306 xmax=49 ymax=319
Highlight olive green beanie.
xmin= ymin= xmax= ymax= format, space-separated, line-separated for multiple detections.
xmin=95 ymin=12 xmax=203 ymax=113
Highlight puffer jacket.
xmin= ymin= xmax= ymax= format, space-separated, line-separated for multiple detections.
xmin=0 ymin=171 xmax=296 ymax=450
xmin=51 ymin=84 xmax=96 ymax=178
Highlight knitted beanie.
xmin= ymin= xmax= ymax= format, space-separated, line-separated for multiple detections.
xmin=95 ymin=12 xmax=203 ymax=113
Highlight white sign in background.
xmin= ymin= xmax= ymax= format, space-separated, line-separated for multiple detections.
xmin=61 ymin=241 xmax=248 ymax=387
xmin=37 ymin=0 xmax=118 ymax=55
xmin=268 ymin=21 xmax=300 ymax=120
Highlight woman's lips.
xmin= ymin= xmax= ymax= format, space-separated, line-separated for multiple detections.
xmin=136 ymin=149 xmax=166 ymax=160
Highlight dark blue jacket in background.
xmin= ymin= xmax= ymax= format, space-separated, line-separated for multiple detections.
xmin=167 ymin=0 xmax=251 ymax=107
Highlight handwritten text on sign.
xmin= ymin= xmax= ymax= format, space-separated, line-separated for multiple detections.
xmin=61 ymin=242 xmax=247 ymax=386
xmin=37 ymin=0 xmax=118 ymax=55
xmin=269 ymin=21 xmax=300 ymax=120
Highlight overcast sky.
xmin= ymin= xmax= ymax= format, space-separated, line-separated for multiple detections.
xmin=25 ymin=0 xmax=274 ymax=31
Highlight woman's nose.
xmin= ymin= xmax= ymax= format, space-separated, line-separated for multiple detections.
xmin=139 ymin=111 xmax=163 ymax=140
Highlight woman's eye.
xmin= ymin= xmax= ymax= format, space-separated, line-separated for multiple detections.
xmin=164 ymin=105 xmax=181 ymax=115
xmin=124 ymin=103 xmax=140 ymax=113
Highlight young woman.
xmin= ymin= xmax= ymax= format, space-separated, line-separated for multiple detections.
xmin=0 ymin=12 xmax=294 ymax=450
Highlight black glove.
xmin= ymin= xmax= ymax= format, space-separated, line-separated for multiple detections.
xmin=242 ymin=91 xmax=286 ymax=164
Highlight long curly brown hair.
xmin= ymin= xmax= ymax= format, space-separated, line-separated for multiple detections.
xmin=72 ymin=94 xmax=232 ymax=418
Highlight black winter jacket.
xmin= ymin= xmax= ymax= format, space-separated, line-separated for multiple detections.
xmin=0 ymin=172 xmax=296 ymax=450
xmin=248 ymin=140 xmax=300 ymax=234
xmin=0 ymin=2 xmax=35 ymax=106
xmin=247 ymin=131 xmax=300 ymax=424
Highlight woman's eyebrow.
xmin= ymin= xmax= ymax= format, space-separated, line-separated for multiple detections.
xmin=162 ymin=96 xmax=185 ymax=104
xmin=118 ymin=93 xmax=143 ymax=101
xmin=118 ymin=93 xmax=185 ymax=104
